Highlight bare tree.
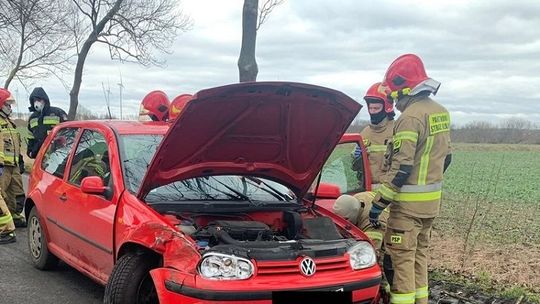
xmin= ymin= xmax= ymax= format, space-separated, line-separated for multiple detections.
xmin=238 ymin=0 xmax=283 ymax=82
xmin=0 ymin=0 xmax=74 ymax=89
xmin=257 ymin=0 xmax=284 ymax=30
xmin=67 ymin=0 xmax=191 ymax=120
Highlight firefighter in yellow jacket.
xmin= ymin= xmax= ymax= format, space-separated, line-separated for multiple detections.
xmin=369 ymin=54 xmax=452 ymax=304
xmin=0 ymin=88 xmax=19 ymax=243
xmin=353 ymin=82 xmax=395 ymax=190
xmin=0 ymin=90 xmax=26 ymax=228
xmin=333 ymin=192 xmax=388 ymax=251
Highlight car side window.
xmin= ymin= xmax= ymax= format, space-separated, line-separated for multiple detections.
xmin=68 ymin=130 xmax=111 ymax=187
xmin=41 ymin=128 xmax=79 ymax=178
xmin=320 ymin=142 xmax=366 ymax=194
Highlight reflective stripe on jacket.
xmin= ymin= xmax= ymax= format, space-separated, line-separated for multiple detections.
xmin=27 ymin=106 xmax=67 ymax=158
xmin=0 ymin=115 xmax=21 ymax=167
xmin=359 ymin=118 xmax=394 ymax=185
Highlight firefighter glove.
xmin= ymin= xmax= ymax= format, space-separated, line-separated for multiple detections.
xmin=369 ymin=204 xmax=385 ymax=228
xmin=353 ymin=144 xmax=361 ymax=158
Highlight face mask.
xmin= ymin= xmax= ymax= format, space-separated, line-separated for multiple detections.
xmin=1 ymin=104 xmax=12 ymax=116
xmin=34 ymin=100 xmax=45 ymax=112
xmin=370 ymin=110 xmax=386 ymax=125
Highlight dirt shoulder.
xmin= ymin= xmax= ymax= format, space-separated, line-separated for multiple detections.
xmin=429 ymin=231 xmax=540 ymax=295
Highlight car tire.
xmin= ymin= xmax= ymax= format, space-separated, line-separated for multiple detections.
xmin=27 ymin=206 xmax=59 ymax=270
xmin=104 ymin=252 xmax=159 ymax=304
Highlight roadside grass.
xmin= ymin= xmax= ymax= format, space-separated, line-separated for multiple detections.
xmin=434 ymin=143 xmax=540 ymax=295
xmin=430 ymin=270 xmax=540 ymax=303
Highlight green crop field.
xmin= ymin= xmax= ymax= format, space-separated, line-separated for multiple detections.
xmin=438 ymin=143 xmax=540 ymax=245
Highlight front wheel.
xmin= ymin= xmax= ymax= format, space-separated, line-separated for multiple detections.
xmin=27 ymin=206 xmax=59 ymax=270
xmin=104 ymin=252 xmax=159 ymax=304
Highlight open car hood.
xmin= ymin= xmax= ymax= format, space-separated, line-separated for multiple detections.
xmin=137 ymin=82 xmax=361 ymax=199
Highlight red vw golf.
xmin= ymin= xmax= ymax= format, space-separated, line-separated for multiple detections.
xmin=25 ymin=82 xmax=382 ymax=303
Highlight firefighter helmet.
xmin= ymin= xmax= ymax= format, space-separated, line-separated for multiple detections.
xmin=139 ymin=90 xmax=170 ymax=122
xmin=0 ymin=88 xmax=14 ymax=108
xmin=169 ymin=94 xmax=193 ymax=120
xmin=364 ymin=82 xmax=394 ymax=115
xmin=383 ymin=54 xmax=440 ymax=101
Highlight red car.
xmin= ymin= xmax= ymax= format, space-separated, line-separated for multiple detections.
xmin=25 ymin=82 xmax=381 ymax=304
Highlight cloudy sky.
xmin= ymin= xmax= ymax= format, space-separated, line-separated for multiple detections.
xmin=8 ymin=0 xmax=540 ymax=126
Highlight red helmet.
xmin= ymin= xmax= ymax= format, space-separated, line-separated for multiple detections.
xmin=0 ymin=88 xmax=13 ymax=108
xmin=383 ymin=54 xmax=440 ymax=101
xmin=139 ymin=90 xmax=170 ymax=122
xmin=169 ymin=94 xmax=193 ymax=120
xmin=364 ymin=82 xmax=393 ymax=114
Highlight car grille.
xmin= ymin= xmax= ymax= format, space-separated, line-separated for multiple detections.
xmin=256 ymin=256 xmax=349 ymax=276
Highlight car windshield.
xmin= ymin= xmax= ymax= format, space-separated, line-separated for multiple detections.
xmin=121 ymin=134 xmax=163 ymax=193
xmin=146 ymin=175 xmax=296 ymax=203
xmin=120 ymin=134 xmax=297 ymax=203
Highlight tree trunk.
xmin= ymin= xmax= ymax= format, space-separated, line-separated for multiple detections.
xmin=68 ymin=37 xmax=94 ymax=120
xmin=4 ymin=69 xmax=16 ymax=89
xmin=68 ymin=0 xmax=124 ymax=120
xmin=238 ymin=0 xmax=258 ymax=82
xmin=4 ymin=26 xmax=26 ymax=89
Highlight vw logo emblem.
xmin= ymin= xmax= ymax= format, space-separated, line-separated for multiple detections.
xmin=300 ymin=257 xmax=316 ymax=277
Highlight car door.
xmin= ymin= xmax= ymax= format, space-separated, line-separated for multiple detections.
xmin=61 ymin=128 xmax=117 ymax=282
xmin=39 ymin=127 xmax=80 ymax=256
xmin=315 ymin=134 xmax=373 ymax=210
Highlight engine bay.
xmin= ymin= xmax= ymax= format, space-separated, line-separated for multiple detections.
xmin=163 ymin=210 xmax=358 ymax=261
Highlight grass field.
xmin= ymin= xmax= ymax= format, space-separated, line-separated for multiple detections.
xmin=439 ymin=143 xmax=540 ymax=245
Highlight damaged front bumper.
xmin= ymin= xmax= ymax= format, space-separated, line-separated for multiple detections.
xmin=150 ymin=264 xmax=381 ymax=304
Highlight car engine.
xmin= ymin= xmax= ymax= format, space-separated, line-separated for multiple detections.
xmin=174 ymin=211 xmax=357 ymax=261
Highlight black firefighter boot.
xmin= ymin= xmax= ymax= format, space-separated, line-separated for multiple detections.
xmin=0 ymin=231 xmax=16 ymax=244
xmin=14 ymin=195 xmax=27 ymax=228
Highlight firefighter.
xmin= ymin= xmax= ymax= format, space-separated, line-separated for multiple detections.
xmin=333 ymin=192 xmax=388 ymax=251
xmin=368 ymin=54 xmax=452 ymax=304
xmin=139 ymin=90 xmax=170 ymax=122
xmin=169 ymin=93 xmax=193 ymax=121
xmin=69 ymin=147 xmax=108 ymax=185
xmin=333 ymin=192 xmax=393 ymax=297
xmin=27 ymin=87 xmax=68 ymax=159
xmin=0 ymin=89 xmax=26 ymax=228
xmin=353 ymin=82 xmax=395 ymax=190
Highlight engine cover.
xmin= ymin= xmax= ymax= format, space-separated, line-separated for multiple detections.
xmin=208 ymin=220 xmax=272 ymax=241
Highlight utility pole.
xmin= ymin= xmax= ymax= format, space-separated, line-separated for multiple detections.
xmin=118 ymin=71 xmax=124 ymax=120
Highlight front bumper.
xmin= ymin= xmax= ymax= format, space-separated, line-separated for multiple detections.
xmin=151 ymin=267 xmax=381 ymax=304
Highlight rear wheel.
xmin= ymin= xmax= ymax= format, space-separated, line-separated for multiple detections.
xmin=104 ymin=252 xmax=159 ymax=304
xmin=27 ymin=206 xmax=59 ymax=270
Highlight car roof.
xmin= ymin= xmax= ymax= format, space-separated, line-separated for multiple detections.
xmin=58 ymin=120 xmax=170 ymax=135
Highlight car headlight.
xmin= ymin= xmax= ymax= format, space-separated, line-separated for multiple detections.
xmin=348 ymin=241 xmax=377 ymax=270
xmin=198 ymin=252 xmax=254 ymax=280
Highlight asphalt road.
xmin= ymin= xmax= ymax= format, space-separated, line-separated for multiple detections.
xmin=0 ymin=174 xmax=104 ymax=304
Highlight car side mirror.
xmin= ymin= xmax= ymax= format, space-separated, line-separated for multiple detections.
xmin=81 ymin=176 xmax=108 ymax=195
xmin=316 ymin=182 xmax=341 ymax=199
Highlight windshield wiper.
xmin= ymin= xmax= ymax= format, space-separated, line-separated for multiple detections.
xmin=208 ymin=177 xmax=253 ymax=203
xmin=242 ymin=176 xmax=294 ymax=201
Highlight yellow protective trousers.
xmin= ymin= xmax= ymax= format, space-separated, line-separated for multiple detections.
xmin=384 ymin=211 xmax=433 ymax=304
